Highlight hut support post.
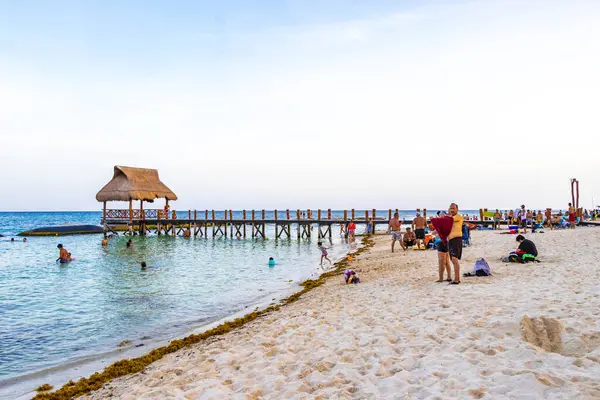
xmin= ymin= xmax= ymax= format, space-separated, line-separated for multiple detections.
xmin=140 ymin=200 xmax=144 ymax=235
xmin=102 ymin=201 xmax=107 ymax=225
xmin=128 ymin=199 xmax=133 ymax=235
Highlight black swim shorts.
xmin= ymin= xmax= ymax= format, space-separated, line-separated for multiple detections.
xmin=449 ymin=237 xmax=462 ymax=260
xmin=404 ymin=240 xmax=415 ymax=247
xmin=437 ymin=240 xmax=448 ymax=253
xmin=415 ymin=228 xmax=425 ymax=240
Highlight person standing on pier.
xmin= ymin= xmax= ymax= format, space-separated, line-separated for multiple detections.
xmin=412 ymin=213 xmax=426 ymax=249
xmin=389 ymin=212 xmax=402 ymax=252
xmin=448 ymin=203 xmax=463 ymax=284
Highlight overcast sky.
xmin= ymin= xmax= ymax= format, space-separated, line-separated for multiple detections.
xmin=1 ymin=0 xmax=599 ymax=211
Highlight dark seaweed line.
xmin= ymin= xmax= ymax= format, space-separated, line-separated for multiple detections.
xmin=33 ymin=237 xmax=374 ymax=400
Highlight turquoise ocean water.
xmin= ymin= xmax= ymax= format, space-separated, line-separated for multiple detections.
xmin=0 ymin=210 xmax=476 ymax=398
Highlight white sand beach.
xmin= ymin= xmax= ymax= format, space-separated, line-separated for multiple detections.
xmin=84 ymin=228 xmax=600 ymax=399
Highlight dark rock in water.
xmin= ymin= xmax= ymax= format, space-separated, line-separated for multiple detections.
xmin=18 ymin=225 xmax=103 ymax=237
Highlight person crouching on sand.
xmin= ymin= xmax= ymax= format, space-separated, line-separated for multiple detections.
xmin=401 ymin=227 xmax=417 ymax=250
xmin=448 ymin=203 xmax=463 ymax=284
xmin=317 ymin=241 xmax=331 ymax=266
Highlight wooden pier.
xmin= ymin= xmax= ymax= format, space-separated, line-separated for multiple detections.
xmin=101 ymin=208 xmax=428 ymax=239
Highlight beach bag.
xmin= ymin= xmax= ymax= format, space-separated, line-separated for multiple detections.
xmin=473 ymin=258 xmax=492 ymax=276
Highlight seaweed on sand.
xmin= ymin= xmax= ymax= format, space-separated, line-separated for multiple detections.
xmin=33 ymin=237 xmax=374 ymax=400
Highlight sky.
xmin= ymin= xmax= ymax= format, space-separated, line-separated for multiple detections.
xmin=1 ymin=0 xmax=599 ymax=211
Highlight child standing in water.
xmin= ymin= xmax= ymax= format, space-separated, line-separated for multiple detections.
xmin=317 ymin=241 xmax=331 ymax=266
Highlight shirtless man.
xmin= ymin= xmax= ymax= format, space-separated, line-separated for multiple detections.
xmin=402 ymin=227 xmax=417 ymax=250
xmin=568 ymin=203 xmax=576 ymax=229
xmin=412 ymin=213 xmax=427 ymax=249
xmin=56 ymin=244 xmax=70 ymax=264
xmin=389 ymin=212 xmax=402 ymax=252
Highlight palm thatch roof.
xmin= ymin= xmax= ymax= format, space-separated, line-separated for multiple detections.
xmin=96 ymin=166 xmax=178 ymax=202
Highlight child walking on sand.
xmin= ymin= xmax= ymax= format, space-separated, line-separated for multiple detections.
xmin=317 ymin=241 xmax=332 ymax=266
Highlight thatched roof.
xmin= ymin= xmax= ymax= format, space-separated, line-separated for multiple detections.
xmin=96 ymin=166 xmax=178 ymax=202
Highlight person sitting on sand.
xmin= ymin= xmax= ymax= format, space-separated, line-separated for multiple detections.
xmin=412 ymin=213 xmax=427 ymax=249
xmin=317 ymin=241 xmax=331 ymax=266
xmin=401 ymin=227 xmax=417 ymax=250
xmin=126 ymin=239 xmax=133 ymax=248
xmin=516 ymin=234 xmax=538 ymax=257
xmin=389 ymin=212 xmax=402 ymax=252
xmin=56 ymin=244 xmax=69 ymax=263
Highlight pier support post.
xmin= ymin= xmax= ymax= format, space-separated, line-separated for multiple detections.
xmin=243 ymin=210 xmax=247 ymax=238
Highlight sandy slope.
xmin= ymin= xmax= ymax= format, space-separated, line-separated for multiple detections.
xmin=84 ymin=228 xmax=600 ymax=399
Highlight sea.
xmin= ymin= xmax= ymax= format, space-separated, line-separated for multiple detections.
xmin=0 ymin=210 xmax=477 ymax=398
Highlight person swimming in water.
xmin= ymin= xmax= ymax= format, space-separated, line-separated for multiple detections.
xmin=317 ymin=241 xmax=331 ymax=266
xmin=126 ymin=239 xmax=133 ymax=248
xmin=141 ymin=261 xmax=148 ymax=270
xmin=56 ymin=244 xmax=70 ymax=263
xmin=268 ymin=257 xmax=276 ymax=267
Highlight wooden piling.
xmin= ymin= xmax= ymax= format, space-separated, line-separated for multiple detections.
xmin=343 ymin=210 xmax=347 ymax=221
xmin=388 ymin=209 xmax=392 ymax=220
xmin=243 ymin=210 xmax=247 ymax=237
xmin=351 ymin=209 xmax=355 ymax=220
xmin=327 ymin=209 xmax=331 ymax=219
xmin=212 ymin=210 xmax=215 ymax=236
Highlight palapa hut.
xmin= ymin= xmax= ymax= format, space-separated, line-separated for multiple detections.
xmin=96 ymin=166 xmax=177 ymax=224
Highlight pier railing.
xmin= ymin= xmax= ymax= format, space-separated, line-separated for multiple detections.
xmin=105 ymin=209 xmax=160 ymax=220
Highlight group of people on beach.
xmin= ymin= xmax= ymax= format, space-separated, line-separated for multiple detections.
xmin=488 ymin=203 xmax=586 ymax=231
xmin=387 ymin=204 xmax=464 ymax=284
xmin=385 ymin=202 xmax=551 ymax=284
